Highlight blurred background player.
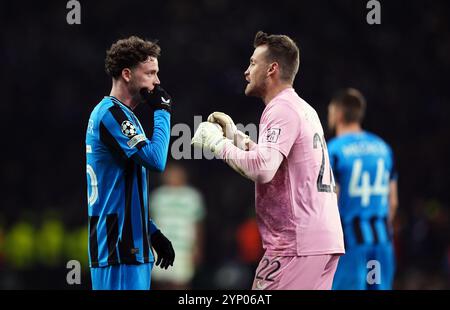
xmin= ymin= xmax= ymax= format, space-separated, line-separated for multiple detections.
xmin=192 ymin=31 xmax=345 ymax=290
xmin=150 ymin=163 xmax=206 ymax=290
xmin=327 ymin=88 xmax=399 ymax=290
xmin=85 ymin=36 xmax=175 ymax=290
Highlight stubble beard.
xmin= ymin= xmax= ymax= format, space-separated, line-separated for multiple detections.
xmin=128 ymin=79 xmax=143 ymax=105
xmin=245 ymin=79 xmax=266 ymax=99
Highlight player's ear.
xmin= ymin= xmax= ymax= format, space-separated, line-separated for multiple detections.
xmin=267 ymin=62 xmax=278 ymax=78
xmin=121 ymin=68 xmax=132 ymax=83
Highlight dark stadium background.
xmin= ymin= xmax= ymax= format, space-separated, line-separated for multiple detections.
xmin=1 ymin=0 xmax=449 ymax=289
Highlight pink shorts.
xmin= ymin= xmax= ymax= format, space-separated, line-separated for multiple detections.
xmin=252 ymin=254 xmax=340 ymax=290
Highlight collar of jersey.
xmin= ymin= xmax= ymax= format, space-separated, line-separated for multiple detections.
xmin=106 ymin=96 xmax=135 ymax=113
xmin=266 ymin=87 xmax=295 ymax=109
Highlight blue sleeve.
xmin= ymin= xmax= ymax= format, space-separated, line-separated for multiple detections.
xmin=131 ymin=110 xmax=171 ymax=172
xmin=149 ymin=219 xmax=159 ymax=235
xmin=100 ymin=105 xmax=170 ymax=172
xmin=100 ymin=105 xmax=148 ymax=159
xmin=328 ymin=140 xmax=337 ymax=170
xmin=388 ymin=147 xmax=398 ymax=181
xmin=327 ymin=140 xmax=341 ymax=183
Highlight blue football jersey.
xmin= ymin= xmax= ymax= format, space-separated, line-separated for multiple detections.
xmin=328 ymin=131 xmax=397 ymax=246
xmin=85 ymin=96 xmax=170 ymax=267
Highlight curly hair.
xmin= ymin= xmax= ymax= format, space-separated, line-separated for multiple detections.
xmin=105 ymin=36 xmax=161 ymax=79
xmin=254 ymin=31 xmax=300 ymax=83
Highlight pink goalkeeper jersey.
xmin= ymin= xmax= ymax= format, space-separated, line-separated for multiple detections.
xmin=256 ymin=88 xmax=345 ymax=256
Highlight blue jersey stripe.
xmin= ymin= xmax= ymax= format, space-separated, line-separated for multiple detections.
xmin=136 ymin=166 xmax=150 ymax=262
xmin=99 ymin=121 xmax=127 ymax=160
xmin=89 ymin=216 xmax=99 ymax=267
xmin=106 ymin=214 xmax=119 ymax=264
xmin=117 ymin=161 xmax=138 ymax=264
xmin=369 ymin=217 xmax=379 ymax=244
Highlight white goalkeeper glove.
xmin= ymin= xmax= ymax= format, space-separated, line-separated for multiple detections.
xmin=207 ymin=112 xmax=251 ymax=151
xmin=191 ymin=122 xmax=229 ymax=156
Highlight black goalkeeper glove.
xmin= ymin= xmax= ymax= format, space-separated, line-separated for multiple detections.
xmin=140 ymin=85 xmax=172 ymax=113
xmin=150 ymin=230 xmax=175 ymax=269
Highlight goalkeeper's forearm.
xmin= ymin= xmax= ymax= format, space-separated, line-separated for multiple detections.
xmin=233 ymin=130 xmax=257 ymax=151
xmin=217 ymin=141 xmax=283 ymax=183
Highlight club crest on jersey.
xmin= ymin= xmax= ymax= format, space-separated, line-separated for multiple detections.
xmin=121 ymin=120 xmax=137 ymax=138
xmin=266 ymin=128 xmax=281 ymax=143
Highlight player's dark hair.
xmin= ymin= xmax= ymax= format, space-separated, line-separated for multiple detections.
xmin=105 ymin=36 xmax=161 ymax=79
xmin=331 ymin=88 xmax=367 ymax=124
xmin=253 ymin=31 xmax=300 ymax=84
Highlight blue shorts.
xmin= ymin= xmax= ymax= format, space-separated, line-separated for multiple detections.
xmin=332 ymin=243 xmax=395 ymax=290
xmin=90 ymin=263 xmax=154 ymax=290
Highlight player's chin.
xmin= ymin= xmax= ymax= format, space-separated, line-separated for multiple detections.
xmin=244 ymin=84 xmax=253 ymax=96
xmin=144 ymin=85 xmax=155 ymax=92
xmin=245 ymin=84 xmax=260 ymax=98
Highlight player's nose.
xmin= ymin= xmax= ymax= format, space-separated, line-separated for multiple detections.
xmin=244 ymin=70 xmax=250 ymax=81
